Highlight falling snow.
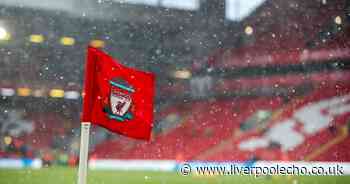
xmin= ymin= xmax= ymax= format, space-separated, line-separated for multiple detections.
xmin=0 ymin=0 xmax=349 ymax=183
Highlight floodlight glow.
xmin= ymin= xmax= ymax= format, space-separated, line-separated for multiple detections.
xmin=64 ymin=91 xmax=80 ymax=99
xmin=334 ymin=16 xmax=342 ymax=25
xmin=4 ymin=136 xmax=12 ymax=145
xmin=1 ymin=88 xmax=15 ymax=96
xmin=173 ymin=69 xmax=192 ymax=79
xmin=50 ymin=89 xmax=65 ymax=98
xmin=0 ymin=27 xmax=11 ymax=41
xmin=29 ymin=34 xmax=44 ymax=43
xmin=33 ymin=89 xmax=45 ymax=97
xmin=60 ymin=36 xmax=75 ymax=46
xmin=90 ymin=40 xmax=105 ymax=48
xmin=17 ymin=87 xmax=32 ymax=97
xmin=245 ymin=26 xmax=253 ymax=35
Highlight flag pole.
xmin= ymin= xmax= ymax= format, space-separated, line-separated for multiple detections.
xmin=77 ymin=122 xmax=91 ymax=184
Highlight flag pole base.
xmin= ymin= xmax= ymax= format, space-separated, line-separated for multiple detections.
xmin=77 ymin=122 xmax=91 ymax=184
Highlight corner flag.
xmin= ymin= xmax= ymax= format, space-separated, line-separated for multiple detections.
xmin=81 ymin=47 xmax=155 ymax=140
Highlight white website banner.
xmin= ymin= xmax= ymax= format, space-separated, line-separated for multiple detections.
xmin=89 ymin=159 xmax=350 ymax=175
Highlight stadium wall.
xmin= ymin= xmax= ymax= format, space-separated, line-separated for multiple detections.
xmin=0 ymin=158 xmax=42 ymax=169
xmin=88 ymin=159 xmax=350 ymax=175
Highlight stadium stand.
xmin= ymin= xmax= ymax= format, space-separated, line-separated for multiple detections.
xmin=91 ymin=97 xmax=284 ymax=160
xmin=200 ymin=82 xmax=350 ymax=162
xmin=90 ymin=74 xmax=350 ymax=162
xmin=0 ymin=111 xmax=79 ymax=165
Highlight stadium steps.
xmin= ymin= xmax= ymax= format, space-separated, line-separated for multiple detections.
xmin=201 ymin=84 xmax=350 ymax=161
xmin=304 ymin=125 xmax=349 ymax=161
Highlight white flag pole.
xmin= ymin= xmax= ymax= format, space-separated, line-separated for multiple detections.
xmin=77 ymin=122 xmax=91 ymax=184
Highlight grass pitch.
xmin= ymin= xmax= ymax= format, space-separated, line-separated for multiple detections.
xmin=0 ymin=167 xmax=350 ymax=184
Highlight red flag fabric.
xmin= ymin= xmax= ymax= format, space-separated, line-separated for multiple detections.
xmin=81 ymin=47 xmax=155 ymax=140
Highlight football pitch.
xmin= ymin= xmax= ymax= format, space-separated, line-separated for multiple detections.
xmin=0 ymin=167 xmax=349 ymax=184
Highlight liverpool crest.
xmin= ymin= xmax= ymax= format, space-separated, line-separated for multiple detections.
xmin=110 ymin=91 xmax=131 ymax=116
xmin=103 ymin=78 xmax=134 ymax=122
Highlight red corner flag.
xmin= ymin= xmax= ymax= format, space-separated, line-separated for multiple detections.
xmin=81 ymin=47 xmax=155 ymax=140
